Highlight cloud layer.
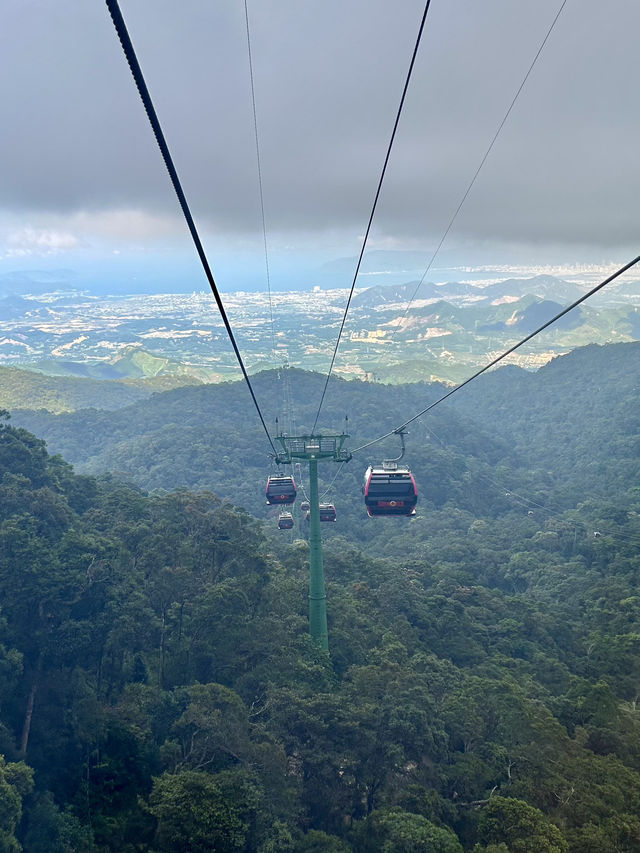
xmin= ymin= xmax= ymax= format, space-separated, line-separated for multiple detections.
xmin=2 ymin=0 xmax=639 ymax=258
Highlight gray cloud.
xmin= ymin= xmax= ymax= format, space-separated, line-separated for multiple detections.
xmin=2 ymin=0 xmax=639 ymax=254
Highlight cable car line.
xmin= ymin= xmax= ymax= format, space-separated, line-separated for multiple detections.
xmin=481 ymin=478 xmax=640 ymax=547
xmin=372 ymin=0 xmax=568 ymax=362
xmin=295 ymin=461 xmax=310 ymax=503
xmin=311 ymin=0 xmax=435 ymax=434
xmin=106 ymin=1 xmax=635 ymax=534
xmin=246 ymin=0 xmax=292 ymax=443
xmin=282 ymin=363 xmax=298 ymax=446
xmin=320 ymin=462 xmax=346 ymax=502
xmin=105 ymin=0 xmax=277 ymax=457
xmin=490 ymin=480 xmax=640 ymax=548
xmin=422 ymin=421 xmax=640 ymax=547
xmin=351 ymin=253 xmax=640 ymax=454
xmin=244 ymin=0 xmax=278 ymax=363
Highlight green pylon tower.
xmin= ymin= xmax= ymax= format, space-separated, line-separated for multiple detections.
xmin=275 ymin=433 xmax=351 ymax=650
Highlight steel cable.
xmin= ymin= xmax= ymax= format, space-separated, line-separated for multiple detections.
xmin=379 ymin=0 xmax=569 ymax=357
xmin=311 ymin=0 xmax=435 ymax=432
xmin=352 ymin=254 xmax=640 ymax=454
xmin=106 ymin=0 xmax=278 ymax=455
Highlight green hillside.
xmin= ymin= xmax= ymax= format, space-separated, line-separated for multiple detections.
xmin=0 ymin=364 xmax=204 ymax=414
xmin=0 ymin=365 xmax=148 ymax=413
xmin=9 ymin=342 xmax=639 ymax=530
xmin=1 ymin=341 xmax=640 ymax=849
xmin=29 ymin=346 xmax=218 ymax=383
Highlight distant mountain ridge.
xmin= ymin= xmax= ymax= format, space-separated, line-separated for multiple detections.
xmin=30 ymin=345 xmax=216 ymax=383
xmin=0 ymin=363 xmax=201 ymax=414
xmin=346 ymin=273 xmax=636 ymax=383
xmin=0 ymin=269 xmax=80 ymax=296
xmin=8 ymin=342 xmax=640 ymax=521
xmin=352 ymin=280 xmax=477 ymax=308
xmin=476 ymin=299 xmax=583 ymax=334
xmin=319 ymin=249 xmax=433 ymax=276
xmin=352 ymin=273 xmax=585 ymax=309
xmin=483 ymin=274 xmax=584 ymax=302
xmin=0 ymin=270 xmax=638 ymax=387
xmin=0 ymin=294 xmax=38 ymax=320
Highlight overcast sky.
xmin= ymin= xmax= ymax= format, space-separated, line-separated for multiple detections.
xmin=1 ymin=0 xmax=638 ymax=291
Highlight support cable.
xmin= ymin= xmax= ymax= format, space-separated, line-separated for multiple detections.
xmin=351 ymin=254 xmax=640 ymax=454
xmin=105 ymin=0 xmax=277 ymax=455
xmin=296 ymin=461 xmax=310 ymax=503
xmin=283 ymin=363 xmax=297 ymax=439
xmin=311 ymin=0 xmax=435 ymax=433
xmin=423 ymin=421 xmax=640 ymax=547
xmin=244 ymin=0 xmax=278 ymax=362
xmin=320 ymin=462 xmax=346 ymax=501
xmin=376 ymin=0 xmax=568 ymax=359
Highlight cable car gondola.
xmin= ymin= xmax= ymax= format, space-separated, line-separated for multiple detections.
xmin=300 ymin=501 xmax=310 ymax=513
xmin=304 ymin=503 xmax=337 ymax=522
xmin=363 ymin=462 xmax=417 ymax=517
xmin=266 ymin=475 xmax=297 ymax=505
xmin=319 ymin=503 xmax=337 ymax=522
xmin=277 ymin=512 xmax=294 ymax=530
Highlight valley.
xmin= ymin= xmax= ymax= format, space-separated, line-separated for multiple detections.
xmin=1 ymin=273 xmax=638 ymax=386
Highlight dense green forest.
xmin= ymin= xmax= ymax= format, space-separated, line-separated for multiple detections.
xmin=9 ymin=342 xmax=640 ymax=539
xmin=0 ymin=366 xmax=200 ymax=415
xmin=1 ymin=342 xmax=640 ymax=850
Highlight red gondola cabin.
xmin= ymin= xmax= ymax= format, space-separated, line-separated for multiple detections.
xmin=266 ymin=475 xmax=297 ymax=505
xmin=363 ymin=463 xmax=417 ymax=517
xmin=277 ymin=512 xmax=294 ymax=530
xmin=304 ymin=504 xmax=337 ymax=522
xmin=319 ymin=503 xmax=337 ymax=522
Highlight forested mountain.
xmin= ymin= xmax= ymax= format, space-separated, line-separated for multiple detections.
xmin=1 ymin=340 xmax=640 ymax=850
xmin=0 ymin=366 xmax=187 ymax=415
xmin=9 ymin=341 xmax=639 ymax=531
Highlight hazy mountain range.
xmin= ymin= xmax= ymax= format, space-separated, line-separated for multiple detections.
xmin=0 ymin=269 xmax=637 ymax=385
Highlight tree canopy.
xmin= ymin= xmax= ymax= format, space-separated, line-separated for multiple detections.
xmin=1 ymin=343 xmax=640 ymax=850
